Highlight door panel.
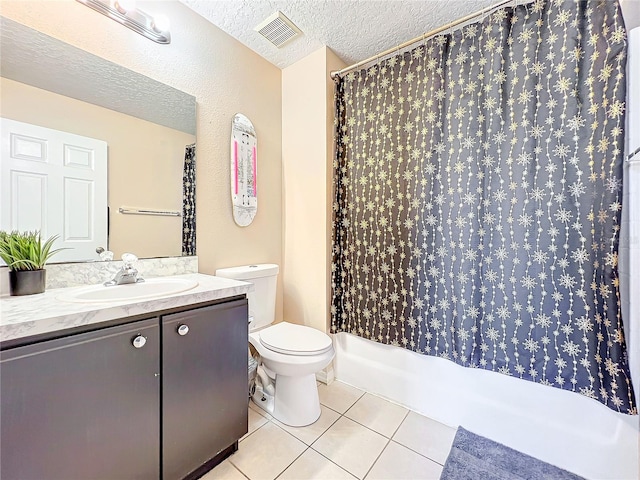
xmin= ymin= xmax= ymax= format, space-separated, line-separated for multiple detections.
xmin=11 ymin=170 xmax=46 ymax=231
xmin=162 ymin=299 xmax=248 ymax=480
xmin=64 ymin=177 xmax=94 ymax=240
xmin=0 ymin=117 xmax=107 ymax=262
xmin=0 ymin=319 xmax=160 ymax=480
xmin=10 ymin=131 xmax=47 ymax=161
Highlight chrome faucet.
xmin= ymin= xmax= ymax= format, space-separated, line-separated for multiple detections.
xmin=104 ymin=253 xmax=145 ymax=286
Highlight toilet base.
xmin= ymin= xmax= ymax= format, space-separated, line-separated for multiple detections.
xmin=252 ymin=373 xmax=321 ymax=427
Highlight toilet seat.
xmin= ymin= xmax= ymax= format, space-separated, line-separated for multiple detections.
xmin=259 ymin=322 xmax=332 ymax=356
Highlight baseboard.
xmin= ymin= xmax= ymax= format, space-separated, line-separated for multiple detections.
xmin=183 ymin=441 xmax=237 ymax=480
xmin=316 ymin=363 xmax=335 ymax=384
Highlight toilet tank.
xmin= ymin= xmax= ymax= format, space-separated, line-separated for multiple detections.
xmin=215 ymin=264 xmax=279 ymax=331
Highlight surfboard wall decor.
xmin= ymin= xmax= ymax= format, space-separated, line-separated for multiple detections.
xmin=230 ymin=113 xmax=257 ymax=226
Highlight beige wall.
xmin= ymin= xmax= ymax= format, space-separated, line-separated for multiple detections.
xmin=282 ymin=47 xmax=346 ymax=332
xmin=1 ymin=0 xmax=283 ymax=320
xmin=1 ymin=77 xmax=193 ymax=259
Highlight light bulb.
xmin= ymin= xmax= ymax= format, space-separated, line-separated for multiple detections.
xmin=152 ymin=14 xmax=170 ymax=33
xmin=114 ymin=0 xmax=136 ymax=14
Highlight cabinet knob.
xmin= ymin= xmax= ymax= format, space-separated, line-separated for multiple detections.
xmin=132 ymin=335 xmax=147 ymax=348
xmin=177 ymin=324 xmax=189 ymax=336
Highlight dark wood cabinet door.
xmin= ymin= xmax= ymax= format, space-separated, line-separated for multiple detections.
xmin=0 ymin=318 xmax=160 ymax=480
xmin=162 ymin=299 xmax=248 ymax=480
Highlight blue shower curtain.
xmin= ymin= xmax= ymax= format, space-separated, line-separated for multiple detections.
xmin=331 ymin=0 xmax=635 ymax=413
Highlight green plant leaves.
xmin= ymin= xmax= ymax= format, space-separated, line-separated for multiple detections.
xmin=0 ymin=231 xmax=64 ymax=271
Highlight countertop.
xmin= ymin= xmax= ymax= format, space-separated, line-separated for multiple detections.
xmin=0 ymin=273 xmax=251 ymax=343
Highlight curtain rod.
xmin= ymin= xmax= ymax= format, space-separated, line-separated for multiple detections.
xmin=330 ymin=0 xmax=519 ymax=80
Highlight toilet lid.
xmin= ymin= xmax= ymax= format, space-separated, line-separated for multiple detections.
xmin=259 ymin=322 xmax=333 ymax=356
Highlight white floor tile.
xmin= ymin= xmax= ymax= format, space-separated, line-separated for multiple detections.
xmin=230 ymin=422 xmax=306 ymax=480
xmin=278 ymin=448 xmax=357 ymax=480
xmin=312 ymin=416 xmax=388 ymax=479
xmin=240 ymin=406 xmax=269 ymax=441
xmin=365 ymin=441 xmax=443 ymax=480
xmin=392 ymin=411 xmax=456 ymax=464
xmin=318 ymin=381 xmax=364 ymax=414
xmin=200 ymin=459 xmax=246 ymax=480
xmin=272 ymin=405 xmax=341 ymax=445
xmin=249 ymin=398 xmax=272 ymax=420
xmin=345 ymin=393 xmax=409 ymax=438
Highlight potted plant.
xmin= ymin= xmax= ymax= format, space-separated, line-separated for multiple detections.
xmin=0 ymin=231 xmax=63 ymax=296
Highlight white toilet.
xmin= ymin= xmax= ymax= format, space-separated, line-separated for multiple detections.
xmin=215 ymin=264 xmax=335 ymax=427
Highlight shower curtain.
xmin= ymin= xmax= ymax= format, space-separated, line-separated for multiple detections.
xmin=331 ymin=0 xmax=636 ymax=413
xmin=182 ymin=143 xmax=196 ymax=256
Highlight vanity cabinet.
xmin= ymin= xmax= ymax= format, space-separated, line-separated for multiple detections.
xmin=162 ymin=300 xmax=248 ymax=479
xmin=0 ymin=318 xmax=161 ymax=480
xmin=0 ymin=297 xmax=248 ymax=480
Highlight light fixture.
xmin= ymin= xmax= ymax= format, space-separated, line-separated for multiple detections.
xmin=76 ymin=0 xmax=171 ymax=44
xmin=114 ymin=0 xmax=136 ymax=14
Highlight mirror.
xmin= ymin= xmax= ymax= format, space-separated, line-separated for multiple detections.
xmin=0 ymin=17 xmax=196 ymax=262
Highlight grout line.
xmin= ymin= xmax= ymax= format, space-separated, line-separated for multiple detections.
xmin=319 ymin=390 xmax=365 ymax=415
xmin=306 ymin=409 xmax=387 ymax=480
xmin=341 ymin=415 xmax=389 ymax=438
xmin=307 ymin=441 xmax=361 ymax=480
xmin=273 ymin=445 xmax=309 ymax=480
xmin=307 ymin=404 xmax=390 ymax=480
xmin=341 ymin=392 xmax=365 ymax=417
xmin=292 ymin=408 xmax=342 ymax=447
xmin=233 ymin=419 xmax=309 ymax=480
xmin=362 ymin=437 xmax=392 ymax=480
xmin=237 ymin=383 xmax=450 ymax=478
xmin=330 ymin=379 xmax=366 ymax=395
xmin=390 ymin=409 xmax=410 ymax=439
xmin=269 ymin=404 xmax=358 ymax=479
xmin=269 ymin=419 xmax=316 ymax=446
xmin=318 ymin=402 xmax=343 ymax=416
xmin=319 ymin=380 xmax=366 ymax=411
xmin=305 ymin=406 xmax=359 ymax=477
xmin=249 ymin=401 xmax=273 ymax=420
xmin=390 ymin=438 xmax=450 ymax=467
xmin=392 ymin=439 xmax=448 ymax=467
xmin=228 ymin=461 xmax=251 ymax=480
xmin=319 ymin=387 xmax=410 ymax=439
xmin=339 ymin=411 xmax=405 ymax=440
xmin=354 ymin=389 xmax=411 ymax=411
xmin=339 ymin=406 xmax=449 ymax=467
xmin=269 ymin=418 xmax=307 ymax=439
xmin=238 ymin=414 xmax=269 ymax=443
xmin=319 ymin=400 xmax=360 ymax=415
xmin=307 ymin=411 xmax=343 ymax=449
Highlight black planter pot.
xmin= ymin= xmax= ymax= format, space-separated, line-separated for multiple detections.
xmin=9 ymin=269 xmax=46 ymax=296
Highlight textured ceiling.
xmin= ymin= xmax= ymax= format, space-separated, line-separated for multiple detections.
xmin=180 ymin=0 xmax=500 ymax=69
xmin=1 ymin=17 xmax=196 ymax=134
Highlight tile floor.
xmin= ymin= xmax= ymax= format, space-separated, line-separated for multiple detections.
xmin=202 ymin=381 xmax=456 ymax=480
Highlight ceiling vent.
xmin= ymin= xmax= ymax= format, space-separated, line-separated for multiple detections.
xmin=255 ymin=11 xmax=302 ymax=48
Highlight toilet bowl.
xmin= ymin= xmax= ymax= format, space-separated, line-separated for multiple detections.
xmin=250 ymin=322 xmax=334 ymax=426
xmin=215 ymin=264 xmax=335 ymax=427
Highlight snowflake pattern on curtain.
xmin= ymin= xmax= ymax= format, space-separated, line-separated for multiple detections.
xmin=182 ymin=144 xmax=196 ymax=256
xmin=331 ymin=0 xmax=636 ymax=413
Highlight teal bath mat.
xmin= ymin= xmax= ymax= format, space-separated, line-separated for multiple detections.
xmin=440 ymin=427 xmax=584 ymax=480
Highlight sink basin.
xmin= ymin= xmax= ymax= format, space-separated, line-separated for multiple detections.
xmin=58 ymin=278 xmax=199 ymax=303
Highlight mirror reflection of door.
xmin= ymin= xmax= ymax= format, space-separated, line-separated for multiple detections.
xmin=0 ymin=118 xmax=107 ymax=263
xmin=231 ymin=114 xmax=257 ymax=227
xmin=1 ymin=18 xmax=196 ymax=261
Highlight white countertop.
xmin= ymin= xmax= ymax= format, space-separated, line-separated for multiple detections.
xmin=0 ymin=273 xmax=251 ymax=343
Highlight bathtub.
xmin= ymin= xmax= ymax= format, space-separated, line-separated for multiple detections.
xmin=333 ymin=332 xmax=639 ymax=480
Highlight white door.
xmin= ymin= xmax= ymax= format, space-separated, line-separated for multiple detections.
xmin=0 ymin=118 xmax=107 ymax=262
